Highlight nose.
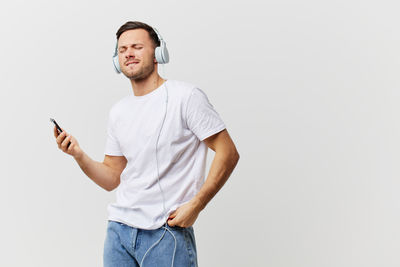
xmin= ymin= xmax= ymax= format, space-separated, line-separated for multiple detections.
xmin=120 ymin=48 xmax=135 ymax=62
xmin=121 ymin=52 xmax=136 ymax=66
xmin=124 ymin=47 xmax=136 ymax=58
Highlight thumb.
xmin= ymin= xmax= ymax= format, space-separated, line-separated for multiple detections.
xmin=167 ymin=217 xmax=176 ymax=227
xmin=168 ymin=210 xmax=177 ymax=219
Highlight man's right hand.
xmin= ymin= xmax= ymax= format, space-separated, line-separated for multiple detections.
xmin=53 ymin=126 xmax=83 ymax=159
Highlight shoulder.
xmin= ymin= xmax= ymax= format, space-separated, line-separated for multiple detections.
xmin=166 ymin=79 xmax=198 ymax=97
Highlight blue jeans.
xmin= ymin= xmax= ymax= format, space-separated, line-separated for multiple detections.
xmin=103 ymin=220 xmax=198 ymax=267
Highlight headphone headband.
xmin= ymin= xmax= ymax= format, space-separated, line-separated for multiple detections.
xmin=152 ymin=27 xmax=164 ymax=43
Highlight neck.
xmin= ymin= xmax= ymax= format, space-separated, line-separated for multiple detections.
xmin=130 ymin=69 xmax=166 ymax=96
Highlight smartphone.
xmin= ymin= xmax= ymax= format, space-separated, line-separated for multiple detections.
xmin=50 ymin=118 xmax=63 ymax=134
xmin=50 ymin=118 xmax=71 ymax=147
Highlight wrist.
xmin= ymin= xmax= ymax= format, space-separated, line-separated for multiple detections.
xmin=73 ymin=149 xmax=84 ymax=161
xmin=191 ymin=197 xmax=205 ymax=212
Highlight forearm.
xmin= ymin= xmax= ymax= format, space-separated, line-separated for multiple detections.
xmin=73 ymin=151 xmax=118 ymax=191
xmin=192 ymin=150 xmax=239 ymax=211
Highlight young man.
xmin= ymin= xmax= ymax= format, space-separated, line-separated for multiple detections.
xmin=53 ymin=21 xmax=239 ymax=267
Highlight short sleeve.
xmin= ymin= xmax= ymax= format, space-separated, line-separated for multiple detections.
xmin=186 ymin=87 xmax=226 ymax=141
xmin=104 ymin=110 xmax=123 ymax=156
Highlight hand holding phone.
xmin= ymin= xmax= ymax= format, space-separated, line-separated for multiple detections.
xmin=50 ymin=118 xmax=81 ymax=157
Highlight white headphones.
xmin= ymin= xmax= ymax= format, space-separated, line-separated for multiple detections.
xmin=112 ymin=27 xmax=169 ymax=73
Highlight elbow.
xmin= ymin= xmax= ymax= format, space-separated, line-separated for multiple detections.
xmin=106 ymin=184 xmax=118 ymax=192
xmin=105 ymin=184 xmax=115 ymax=192
xmin=235 ymin=151 xmax=240 ymax=163
xmin=106 ymin=185 xmax=115 ymax=192
xmin=231 ymin=149 xmax=240 ymax=166
xmin=106 ymin=176 xmax=120 ymax=192
xmin=215 ymin=145 xmax=240 ymax=166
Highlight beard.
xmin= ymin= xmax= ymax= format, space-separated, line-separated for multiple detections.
xmin=122 ymin=60 xmax=155 ymax=81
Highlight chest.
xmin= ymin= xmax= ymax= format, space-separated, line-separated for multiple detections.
xmin=113 ymin=95 xmax=190 ymax=161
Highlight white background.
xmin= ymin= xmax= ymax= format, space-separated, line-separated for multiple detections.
xmin=1 ymin=0 xmax=400 ymax=266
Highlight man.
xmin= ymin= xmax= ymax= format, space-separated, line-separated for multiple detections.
xmin=53 ymin=21 xmax=239 ymax=267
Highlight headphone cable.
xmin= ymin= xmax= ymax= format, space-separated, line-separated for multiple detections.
xmin=140 ymin=77 xmax=177 ymax=267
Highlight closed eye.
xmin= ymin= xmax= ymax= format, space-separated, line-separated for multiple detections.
xmin=119 ymin=45 xmax=144 ymax=53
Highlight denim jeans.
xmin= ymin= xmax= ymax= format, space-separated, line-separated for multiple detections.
xmin=103 ymin=220 xmax=198 ymax=267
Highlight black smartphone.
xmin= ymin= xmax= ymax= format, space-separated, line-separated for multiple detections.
xmin=50 ymin=118 xmax=63 ymax=134
xmin=50 ymin=118 xmax=71 ymax=147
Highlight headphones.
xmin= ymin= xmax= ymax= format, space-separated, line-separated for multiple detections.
xmin=112 ymin=27 xmax=169 ymax=74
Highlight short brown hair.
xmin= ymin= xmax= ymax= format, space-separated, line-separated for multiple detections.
xmin=116 ymin=21 xmax=160 ymax=48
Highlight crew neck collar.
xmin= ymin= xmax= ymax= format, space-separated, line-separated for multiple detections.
xmin=130 ymin=79 xmax=168 ymax=101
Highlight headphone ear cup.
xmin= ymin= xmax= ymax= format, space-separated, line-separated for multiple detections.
xmin=155 ymin=46 xmax=162 ymax=63
xmin=161 ymin=45 xmax=169 ymax=64
xmin=155 ymin=45 xmax=169 ymax=64
xmin=112 ymin=55 xmax=121 ymax=73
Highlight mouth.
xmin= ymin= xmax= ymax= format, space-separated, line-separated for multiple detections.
xmin=126 ymin=61 xmax=139 ymax=66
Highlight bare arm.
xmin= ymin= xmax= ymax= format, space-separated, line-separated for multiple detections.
xmin=73 ymin=152 xmax=127 ymax=192
xmin=192 ymin=129 xmax=240 ymax=211
xmin=167 ymin=128 xmax=240 ymax=227
xmin=53 ymin=126 xmax=127 ymax=191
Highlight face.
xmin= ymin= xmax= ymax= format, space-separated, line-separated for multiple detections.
xmin=117 ymin=29 xmax=157 ymax=80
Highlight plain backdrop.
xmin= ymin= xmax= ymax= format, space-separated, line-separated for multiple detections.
xmin=1 ymin=0 xmax=400 ymax=266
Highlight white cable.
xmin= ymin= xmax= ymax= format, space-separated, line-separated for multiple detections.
xmin=140 ymin=73 xmax=177 ymax=267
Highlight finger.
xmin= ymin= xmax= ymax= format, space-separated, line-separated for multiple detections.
xmin=56 ymin=130 xmax=67 ymax=144
xmin=169 ymin=210 xmax=177 ymax=218
xmin=61 ymin=134 xmax=72 ymax=150
xmin=54 ymin=126 xmax=63 ymax=137
xmin=64 ymin=134 xmax=72 ymax=149
xmin=66 ymin=134 xmax=74 ymax=148
xmin=56 ymin=131 xmax=66 ymax=146
xmin=60 ymin=134 xmax=68 ymax=149
xmin=53 ymin=126 xmax=58 ymax=137
xmin=167 ymin=218 xmax=176 ymax=227
xmin=67 ymin=140 xmax=74 ymax=153
xmin=66 ymin=138 xmax=72 ymax=152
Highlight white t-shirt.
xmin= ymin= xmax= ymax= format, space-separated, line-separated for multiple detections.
xmin=104 ymin=79 xmax=226 ymax=230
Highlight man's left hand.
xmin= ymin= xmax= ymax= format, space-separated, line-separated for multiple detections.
xmin=167 ymin=199 xmax=202 ymax=228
